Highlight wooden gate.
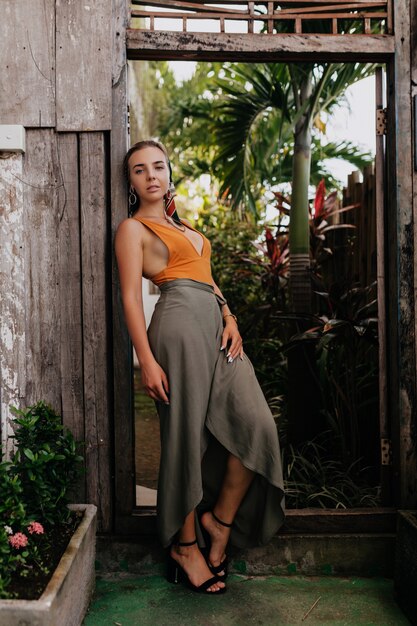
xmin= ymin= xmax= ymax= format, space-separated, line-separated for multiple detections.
xmin=113 ymin=1 xmax=416 ymax=534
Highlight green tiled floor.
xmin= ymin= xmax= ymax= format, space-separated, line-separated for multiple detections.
xmin=83 ymin=574 xmax=410 ymax=625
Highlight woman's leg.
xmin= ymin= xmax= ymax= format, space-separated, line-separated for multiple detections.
xmin=201 ymin=453 xmax=255 ymax=569
xmin=170 ymin=510 xmax=226 ymax=591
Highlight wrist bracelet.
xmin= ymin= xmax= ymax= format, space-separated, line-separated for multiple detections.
xmin=223 ymin=313 xmax=238 ymax=323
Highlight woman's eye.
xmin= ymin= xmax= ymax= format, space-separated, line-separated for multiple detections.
xmin=135 ymin=169 xmax=143 ymax=174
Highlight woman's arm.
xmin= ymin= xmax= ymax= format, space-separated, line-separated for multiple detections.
xmin=115 ymin=220 xmax=170 ymax=403
xmin=211 ymin=278 xmax=244 ymax=361
xmin=211 ymin=280 xmax=234 ymax=321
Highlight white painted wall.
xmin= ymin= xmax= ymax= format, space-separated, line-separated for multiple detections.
xmin=0 ymin=153 xmax=26 ymax=458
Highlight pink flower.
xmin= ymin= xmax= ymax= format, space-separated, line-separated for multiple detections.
xmin=8 ymin=533 xmax=28 ymax=549
xmin=27 ymin=521 xmax=44 ymax=535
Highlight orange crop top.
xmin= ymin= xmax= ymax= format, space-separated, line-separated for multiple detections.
xmin=132 ymin=216 xmax=213 ymax=287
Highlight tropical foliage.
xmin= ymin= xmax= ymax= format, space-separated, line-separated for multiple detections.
xmin=159 ymin=59 xmax=375 ymax=314
xmin=200 ymin=185 xmax=379 ymax=507
xmin=130 ymin=59 xmax=380 ymax=507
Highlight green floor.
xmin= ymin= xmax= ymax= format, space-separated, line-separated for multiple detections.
xmin=83 ymin=574 xmax=410 ymax=625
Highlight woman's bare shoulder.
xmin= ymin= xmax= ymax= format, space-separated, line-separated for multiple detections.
xmin=116 ymin=216 xmax=145 ymax=237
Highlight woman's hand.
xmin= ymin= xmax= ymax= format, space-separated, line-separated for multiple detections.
xmin=221 ymin=319 xmax=243 ymax=362
xmin=140 ymin=359 xmax=170 ymax=404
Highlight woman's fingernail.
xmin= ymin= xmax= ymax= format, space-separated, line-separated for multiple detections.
xmin=220 ymin=346 xmax=225 ymax=351
xmin=240 ymin=355 xmax=244 ymax=360
xmin=165 ymin=401 xmax=170 ymax=405
xmin=228 ymin=356 xmax=233 ymax=363
xmin=226 ymin=351 xmax=231 ymax=357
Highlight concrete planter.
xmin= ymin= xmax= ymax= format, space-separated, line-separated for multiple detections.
xmin=0 ymin=504 xmax=97 ymax=626
xmin=394 ymin=510 xmax=417 ymax=625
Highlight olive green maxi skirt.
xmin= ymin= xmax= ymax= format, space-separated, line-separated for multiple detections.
xmin=147 ymin=278 xmax=285 ymax=549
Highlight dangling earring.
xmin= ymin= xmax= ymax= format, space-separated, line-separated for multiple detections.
xmin=164 ymin=181 xmax=176 ymax=213
xmin=164 ymin=181 xmax=185 ymax=231
xmin=129 ymin=186 xmax=138 ymax=207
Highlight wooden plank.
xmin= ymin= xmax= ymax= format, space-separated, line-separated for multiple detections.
xmin=385 ymin=61 xmax=400 ymax=508
xmin=56 ymin=0 xmax=112 ymax=131
xmin=23 ymin=130 xmax=61 ymax=410
xmin=80 ymin=132 xmax=112 ymax=532
xmin=387 ymin=0 xmax=417 ymax=508
xmin=132 ymin=0 xmax=387 ymax=7
xmin=127 ymin=30 xmax=395 ymax=62
xmin=132 ymin=9 xmax=388 ymax=20
xmin=280 ymin=507 xmax=397 ymax=534
xmin=134 ymin=0 xmax=387 ymax=3
xmin=358 ymin=169 xmax=366 ymax=284
xmin=386 ymin=0 xmax=393 ymax=33
xmin=375 ymin=68 xmax=390 ymax=504
xmin=275 ymin=4 xmax=387 ymax=14
xmin=109 ymin=506 xmax=398 ymax=535
xmin=411 ymin=0 xmax=417 ymax=506
xmin=140 ymin=3 xmax=389 ymax=14
xmin=57 ymin=133 xmax=86 ymax=502
xmin=412 ymin=0 xmax=417 ymax=87
xmin=0 ymin=154 xmax=26 ymax=458
xmin=136 ymin=0 xmax=248 ymax=13
xmin=0 ymin=0 xmax=55 ymax=126
xmin=133 ymin=0 xmax=247 ymax=13
xmin=112 ymin=0 xmax=136 ymax=531
xmin=277 ymin=3 xmax=387 ymax=12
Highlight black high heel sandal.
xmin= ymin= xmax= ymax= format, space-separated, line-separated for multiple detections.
xmin=167 ymin=538 xmax=226 ymax=594
xmin=198 ymin=511 xmax=232 ymax=582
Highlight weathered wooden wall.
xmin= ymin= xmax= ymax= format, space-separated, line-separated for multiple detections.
xmin=56 ymin=0 xmax=112 ymax=131
xmin=0 ymin=0 xmax=117 ymax=532
xmin=0 ymin=0 xmax=55 ymax=126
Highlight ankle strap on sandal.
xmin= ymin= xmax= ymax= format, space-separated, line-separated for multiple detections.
xmin=176 ymin=538 xmax=197 ymax=547
xmin=212 ymin=511 xmax=233 ymax=528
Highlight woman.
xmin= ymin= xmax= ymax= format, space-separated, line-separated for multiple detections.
xmin=115 ymin=140 xmax=285 ymax=595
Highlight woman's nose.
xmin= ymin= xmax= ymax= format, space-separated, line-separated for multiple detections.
xmin=147 ymin=169 xmax=156 ymax=180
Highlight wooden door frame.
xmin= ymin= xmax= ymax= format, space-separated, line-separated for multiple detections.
xmin=111 ymin=2 xmax=415 ymax=535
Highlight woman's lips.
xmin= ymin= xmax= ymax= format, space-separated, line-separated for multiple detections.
xmin=147 ymin=186 xmax=160 ymax=191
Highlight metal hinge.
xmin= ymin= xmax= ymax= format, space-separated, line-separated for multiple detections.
xmin=381 ymin=438 xmax=392 ymax=465
xmin=127 ymin=104 xmax=131 ymax=136
xmin=376 ymin=108 xmax=387 ymax=135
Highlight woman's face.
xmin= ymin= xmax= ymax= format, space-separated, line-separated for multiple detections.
xmin=128 ymin=146 xmax=170 ymax=205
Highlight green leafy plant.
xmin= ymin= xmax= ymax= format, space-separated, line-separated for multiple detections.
xmin=0 ymin=458 xmax=27 ymax=598
xmin=0 ymin=401 xmax=84 ymax=599
xmin=9 ymin=401 xmax=84 ymax=526
xmin=192 ymin=160 xmax=379 ymax=505
xmin=283 ymin=431 xmax=380 ymax=509
xmin=280 ymin=280 xmax=379 ymax=478
xmin=0 ymin=457 xmax=48 ymax=599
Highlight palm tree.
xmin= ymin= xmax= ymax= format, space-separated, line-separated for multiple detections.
xmin=197 ymin=62 xmax=375 ymax=312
